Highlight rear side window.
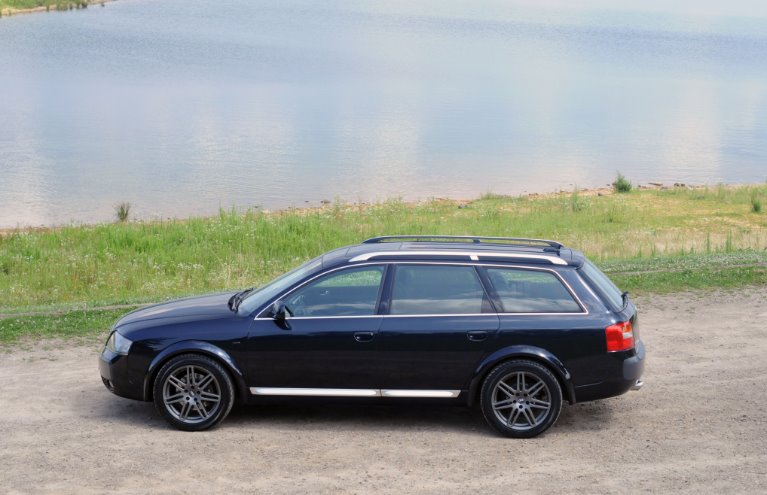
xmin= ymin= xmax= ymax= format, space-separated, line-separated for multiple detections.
xmin=390 ymin=265 xmax=490 ymax=315
xmin=485 ymin=268 xmax=582 ymax=313
xmin=579 ymin=261 xmax=623 ymax=310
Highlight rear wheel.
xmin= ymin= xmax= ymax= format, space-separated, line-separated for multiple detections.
xmin=153 ymin=354 xmax=235 ymax=431
xmin=480 ymin=360 xmax=562 ymax=438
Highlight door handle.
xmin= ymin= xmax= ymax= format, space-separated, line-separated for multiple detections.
xmin=467 ymin=331 xmax=488 ymax=342
xmin=354 ymin=331 xmax=375 ymax=343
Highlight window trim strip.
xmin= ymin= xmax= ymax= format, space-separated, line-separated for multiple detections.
xmin=255 ymin=261 xmax=588 ymax=319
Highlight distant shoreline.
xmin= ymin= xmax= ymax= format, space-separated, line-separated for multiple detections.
xmin=0 ymin=181 xmax=761 ymax=234
xmin=0 ymin=0 xmax=114 ymax=17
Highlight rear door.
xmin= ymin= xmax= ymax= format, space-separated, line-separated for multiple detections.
xmin=480 ymin=266 xmax=602 ymax=385
xmin=376 ymin=263 xmax=499 ymax=394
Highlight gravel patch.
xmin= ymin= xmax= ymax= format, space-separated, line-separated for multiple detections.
xmin=2 ymin=290 xmax=766 ymax=494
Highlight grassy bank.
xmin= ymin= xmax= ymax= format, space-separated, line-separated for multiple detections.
xmin=0 ymin=1 xmax=103 ymax=15
xmin=1 ymin=184 xmax=766 ymax=343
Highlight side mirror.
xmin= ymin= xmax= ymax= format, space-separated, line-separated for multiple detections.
xmin=272 ymin=300 xmax=292 ymax=329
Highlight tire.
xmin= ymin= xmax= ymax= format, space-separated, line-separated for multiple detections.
xmin=480 ymin=359 xmax=563 ymax=438
xmin=153 ymin=354 xmax=235 ymax=431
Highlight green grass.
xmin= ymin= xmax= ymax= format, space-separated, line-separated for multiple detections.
xmin=1 ymin=184 xmax=767 ymax=344
xmin=1 ymin=0 xmax=53 ymax=8
xmin=0 ymin=308 xmax=133 ymax=345
xmin=603 ymin=251 xmax=767 ymax=293
xmin=0 ymin=1 xmax=91 ymax=12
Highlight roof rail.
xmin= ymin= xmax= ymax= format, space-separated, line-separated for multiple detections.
xmin=349 ymin=250 xmax=567 ymax=265
xmin=362 ymin=235 xmax=563 ymax=250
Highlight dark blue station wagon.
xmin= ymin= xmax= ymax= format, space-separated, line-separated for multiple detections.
xmin=99 ymin=236 xmax=645 ymax=438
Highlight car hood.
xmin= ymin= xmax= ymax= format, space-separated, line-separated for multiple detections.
xmin=115 ymin=292 xmax=238 ymax=328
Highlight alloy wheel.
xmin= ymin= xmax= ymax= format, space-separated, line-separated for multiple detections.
xmin=162 ymin=365 xmax=222 ymax=424
xmin=491 ymin=371 xmax=552 ymax=431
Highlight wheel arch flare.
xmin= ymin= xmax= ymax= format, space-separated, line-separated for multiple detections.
xmin=143 ymin=341 xmax=248 ymax=401
xmin=468 ymin=345 xmax=576 ymax=406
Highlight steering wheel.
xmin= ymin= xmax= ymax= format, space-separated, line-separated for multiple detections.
xmin=289 ymin=294 xmax=308 ymax=316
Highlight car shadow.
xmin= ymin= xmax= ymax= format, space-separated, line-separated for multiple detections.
xmin=224 ymin=399 xmax=616 ymax=436
xmin=555 ymin=400 xmax=616 ymax=432
xmin=87 ymin=392 xmax=166 ymax=428
xmin=89 ymin=388 xmax=616 ymax=435
xmin=224 ymin=402 xmax=491 ymax=436
xmin=85 ymin=382 xmax=489 ymax=434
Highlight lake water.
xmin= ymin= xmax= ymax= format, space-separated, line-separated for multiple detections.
xmin=1 ymin=0 xmax=766 ymax=227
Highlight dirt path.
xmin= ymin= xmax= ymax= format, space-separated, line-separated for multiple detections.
xmin=2 ymin=290 xmax=766 ymax=494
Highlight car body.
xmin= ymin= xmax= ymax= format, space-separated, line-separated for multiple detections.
xmin=99 ymin=235 xmax=645 ymax=437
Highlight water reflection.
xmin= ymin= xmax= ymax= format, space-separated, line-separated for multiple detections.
xmin=0 ymin=0 xmax=766 ymax=227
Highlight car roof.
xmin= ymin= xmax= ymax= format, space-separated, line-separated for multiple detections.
xmin=321 ymin=236 xmax=586 ymax=269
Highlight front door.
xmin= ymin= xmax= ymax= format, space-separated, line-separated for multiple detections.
xmin=246 ymin=265 xmax=386 ymax=392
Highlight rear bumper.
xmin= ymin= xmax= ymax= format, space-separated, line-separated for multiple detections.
xmin=623 ymin=339 xmax=645 ymax=382
xmin=573 ymin=340 xmax=645 ymax=402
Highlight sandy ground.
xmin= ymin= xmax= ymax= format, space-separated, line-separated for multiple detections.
xmin=2 ymin=290 xmax=766 ymax=494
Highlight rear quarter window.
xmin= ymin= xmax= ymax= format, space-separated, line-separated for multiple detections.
xmin=484 ymin=267 xmax=582 ymax=313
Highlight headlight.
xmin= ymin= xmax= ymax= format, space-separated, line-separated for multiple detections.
xmin=106 ymin=331 xmax=133 ymax=355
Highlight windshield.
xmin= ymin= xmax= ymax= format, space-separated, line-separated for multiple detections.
xmin=237 ymin=257 xmax=323 ymax=315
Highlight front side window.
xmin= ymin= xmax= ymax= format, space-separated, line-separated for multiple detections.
xmin=485 ymin=268 xmax=581 ymax=313
xmin=389 ymin=265 xmax=490 ymax=315
xmin=285 ymin=266 xmax=385 ymax=317
xmin=239 ymin=257 xmax=323 ymax=314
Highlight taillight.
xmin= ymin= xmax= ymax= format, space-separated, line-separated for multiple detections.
xmin=605 ymin=321 xmax=634 ymax=352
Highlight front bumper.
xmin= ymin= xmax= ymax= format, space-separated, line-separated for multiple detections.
xmin=99 ymin=348 xmax=144 ymax=401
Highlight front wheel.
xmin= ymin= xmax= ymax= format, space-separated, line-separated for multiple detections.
xmin=480 ymin=360 xmax=563 ymax=438
xmin=153 ymin=354 xmax=235 ymax=431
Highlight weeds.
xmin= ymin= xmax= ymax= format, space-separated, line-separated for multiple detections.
xmin=613 ymin=172 xmax=632 ymax=193
xmin=479 ymin=192 xmax=510 ymax=201
xmin=569 ymin=187 xmax=587 ymax=212
xmin=717 ymin=183 xmax=727 ymax=201
xmin=751 ymin=190 xmax=762 ymax=213
xmin=114 ymin=202 xmax=131 ymax=222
